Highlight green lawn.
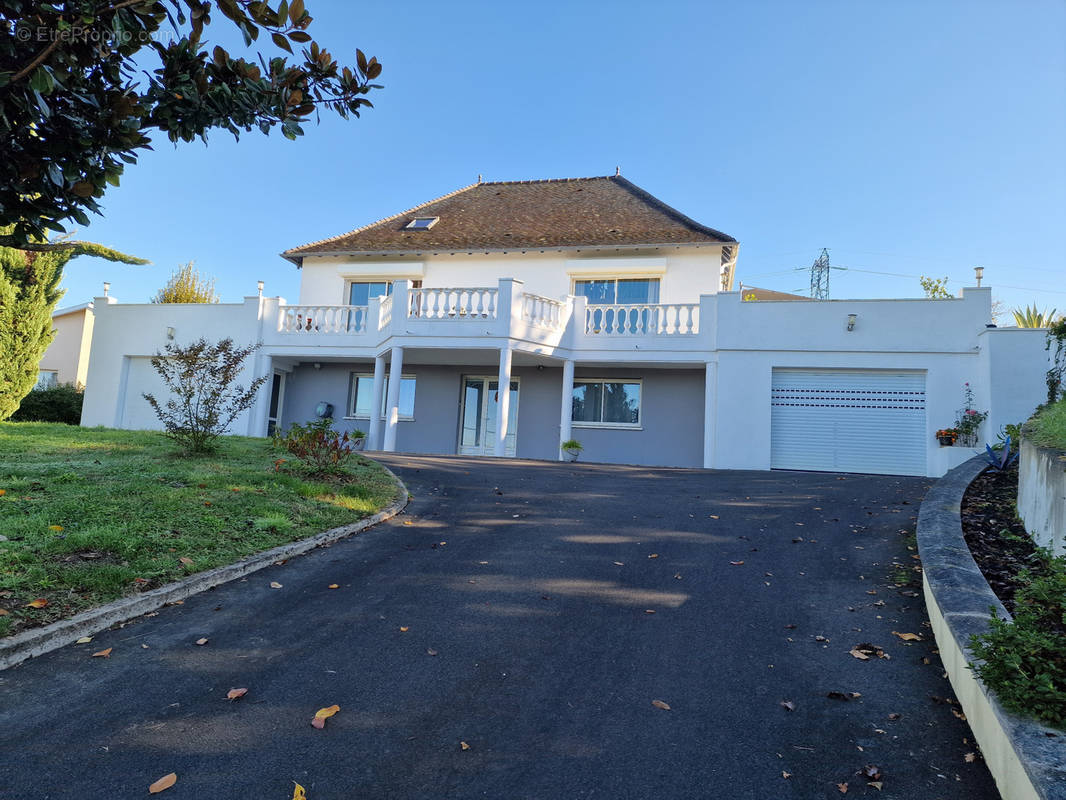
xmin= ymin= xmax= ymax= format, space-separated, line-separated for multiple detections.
xmin=1027 ymin=398 xmax=1066 ymax=450
xmin=0 ymin=423 xmax=398 ymax=637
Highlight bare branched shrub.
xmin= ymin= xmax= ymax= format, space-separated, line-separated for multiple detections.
xmin=143 ymin=338 xmax=267 ymax=453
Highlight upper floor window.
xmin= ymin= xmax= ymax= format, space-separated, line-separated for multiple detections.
xmin=574 ymin=278 xmax=660 ymax=305
xmin=348 ymin=281 xmax=391 ymax=306
xmin=346 ymin=280 xmax=422 ymax=306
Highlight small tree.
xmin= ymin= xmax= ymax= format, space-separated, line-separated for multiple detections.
xmin=0 ymin=227 xmax=142 ymax=419
xmin=152 ymin=262 xmax=220 ymax=304
xmin=143 ymin=338 xmax=267 ymax=453
xmin=919 ymin=276 xmax=952 ymax=299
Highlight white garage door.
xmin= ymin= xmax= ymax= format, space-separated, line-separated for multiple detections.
xmin=771 ymin=369 xmax=927 ymax=476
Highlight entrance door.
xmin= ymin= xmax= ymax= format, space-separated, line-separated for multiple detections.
xmin=266 ymin=372 xmax=286 ymax=437
xmin=459 ymin=377 xmax=519 ymax=456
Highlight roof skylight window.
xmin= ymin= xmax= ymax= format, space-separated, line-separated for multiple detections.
xmin=405 ymin=217 xmax=439 ymax=230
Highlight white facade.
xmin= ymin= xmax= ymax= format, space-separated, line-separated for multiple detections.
xmin=80 ymin=243 xmax=1052 ymax=479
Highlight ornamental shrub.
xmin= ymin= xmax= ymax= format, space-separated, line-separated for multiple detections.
xmin=276 ymin=418 xmax=365 ymax=474
xmin=10 ymin=382 xmax=83 ymax=424
xmin=143 ymin=338 xmax=267 ymax=454
xmin=970 ymin=555 xmax=1066 ymax=728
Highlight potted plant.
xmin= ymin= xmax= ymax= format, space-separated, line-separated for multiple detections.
xmin=954 ymin=382 xmax=989 ymax=448
xmin=351 ymin=429 xmax=367 ymax=451
xmin=561 ymin=438 xmax=583 ymax=462
xmin=936 ymin=428 xmax=958 ymax=446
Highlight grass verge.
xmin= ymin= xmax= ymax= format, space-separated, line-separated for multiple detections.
xmin=0 ymin=423 xmax=396 ymax=637
xmin=1025 ymin=398 xmax=1066 ymax=450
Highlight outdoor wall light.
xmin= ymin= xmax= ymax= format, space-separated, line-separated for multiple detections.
xmin=257 ymin=280 xmax=265 ymax=295
xmin=846 ymin=313 xmax=857 ymax=332
xmin=165 ymin=326 xmax=175 ymax=340
xmin=312 ymin=362 xmax=322 ymax=370
xmin=974 ymin=266 xmax=984 ymax=287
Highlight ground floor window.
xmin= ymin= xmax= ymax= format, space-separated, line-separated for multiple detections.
xmin=35 ymin=370 xmax=58 ymax=390
xmin=348 ymin=373 xmax=416 ymax=419
xmin=572 ymin=380 xmax=641 ymax=427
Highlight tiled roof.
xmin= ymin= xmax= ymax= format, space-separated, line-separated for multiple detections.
xmin=283 ymin=176 xmax=735 ymax=262
xmin=738 ymin=285 xmax=809 ymax=301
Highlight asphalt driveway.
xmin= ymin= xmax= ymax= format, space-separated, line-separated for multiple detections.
xmin=0 ymin=456 xmax=998 ymax=799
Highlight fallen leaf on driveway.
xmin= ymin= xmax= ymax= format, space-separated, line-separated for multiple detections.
xmin=399 ymin=626 xmax=409 ymax=632
xmin=863 ymin=765 xmax=883 ymax=781
xmin=651 ymin=700 xmax=671 ymax=710
xmin=892 ymin=631 xmax=922 ymax=641
xmin=270 ymin=582 xmax=283 ymax=589
xmin=869 ymin=781 xmax=883 ymax=791
xmin=292 ymin=782 xmax=306 ymax=800
xmin=648 ymin=553 xmax=659 ymax=559
xmin=226 ymin=688 xmax=248 ymax=700
xmin=613 ymin=562 xmax=624 ymax=566
xmin=26 ymin=598 xmax=48 ymax=608
xmin=195 ymin=638 xmax=208 ymax=646
xmin=427 ymin=648 xmax=438 ymax=656
xmin=837 ymin=783 xmax=848 ymax=794
xmin=850 ymin=643 xmax=887 ymax=660
xmin=148 ymin=773 xmax=177 ymax=793
xmin=644 ymin=609 xmax=656 ymax=614
xmin=709 ymin=515 xmax=719 ymax=519
xmin=782 ymin=771 xmax=792 ymax=779
xmin=887 ymin=712 xmax=901 ymax=720
xmin=311 ymin=705 xmax=340 ymax=729
xmin=460 ymin=741 xmax=471 ymax=751
xmin=730 ymin=561 xmax=744 ymax=566
xmin=964 ymin=752 xmax=976 ymax=763
xmin=92 ymin=647 xmax=112 ymax=658
xmin=780 ymin=700 xmax=796 ymax=712
xmin=76 ymin=636 xmax=92 ymax=644
xmin=328 ymin=584 xmax=339 ymax=589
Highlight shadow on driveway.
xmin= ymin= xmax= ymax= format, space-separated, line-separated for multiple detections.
xmin=0 ymin=455 xmax=998 ymax=799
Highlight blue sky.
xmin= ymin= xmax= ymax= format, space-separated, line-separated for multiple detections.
xmin=61 ymin=0 xmax=1065 ymax=316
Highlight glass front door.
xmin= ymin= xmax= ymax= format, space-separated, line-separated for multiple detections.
xmin=459 ymin=377 xmax=519 ymax=456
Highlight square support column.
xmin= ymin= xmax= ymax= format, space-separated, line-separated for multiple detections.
xmin=559 ymin=359 xmax=575 ymax=460
xmin=367 ymin=354 xmax=386 ymax=450
xmin=703 ymin=361 xmax=716 ymax=469
xmin=383 ymin=346 xmax=404 ymax=452
xmin=495 ymin=346 xmax=513 ymax=457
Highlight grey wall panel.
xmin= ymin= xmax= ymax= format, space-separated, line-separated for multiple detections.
xmin=278 ymin=362 xmax=705 ymax=468
xmin=571 ymin=368 xmax=704 ymax=468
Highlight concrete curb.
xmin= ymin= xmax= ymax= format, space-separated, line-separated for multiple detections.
xmin=0 ymin=463 xmax=409 ymax=672
xmin=917 ymin=456 xmax=1066 ymax=800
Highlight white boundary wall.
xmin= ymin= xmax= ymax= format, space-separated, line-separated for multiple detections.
xmin=81 ymin=285 xmax=1051 ymax=477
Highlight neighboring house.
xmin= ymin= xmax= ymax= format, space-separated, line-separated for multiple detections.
xmin=80 ymin=175 xmax=1050 ymax=477
xmin=737 ymin=284 xmax=808 ymax=301
xmin=36 ymin=299 xmax=112 ymax=389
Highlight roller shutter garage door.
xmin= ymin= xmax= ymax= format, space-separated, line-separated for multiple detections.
xmin=771 ymin=369 xmax=926 ymax=476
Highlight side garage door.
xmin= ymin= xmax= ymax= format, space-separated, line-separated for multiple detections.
xmin=771 ymin=369 xmax=926 ymax=476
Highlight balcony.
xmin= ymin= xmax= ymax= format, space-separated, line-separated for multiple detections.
xmin=267 ymin=278 xmax=704 ymax=353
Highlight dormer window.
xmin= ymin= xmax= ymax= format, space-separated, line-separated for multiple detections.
xmin=405 ymin=216 xmax=439 ymax=230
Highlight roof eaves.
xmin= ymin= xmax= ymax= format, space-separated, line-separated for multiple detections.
xmin=291 ymin=241 xmax=730 ymax=260
xmin=611 ymin=176 xmax=736 ymax=243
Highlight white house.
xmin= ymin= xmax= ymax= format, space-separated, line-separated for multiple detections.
xmin=80 ymin=175 xmax=1050 ymax=477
